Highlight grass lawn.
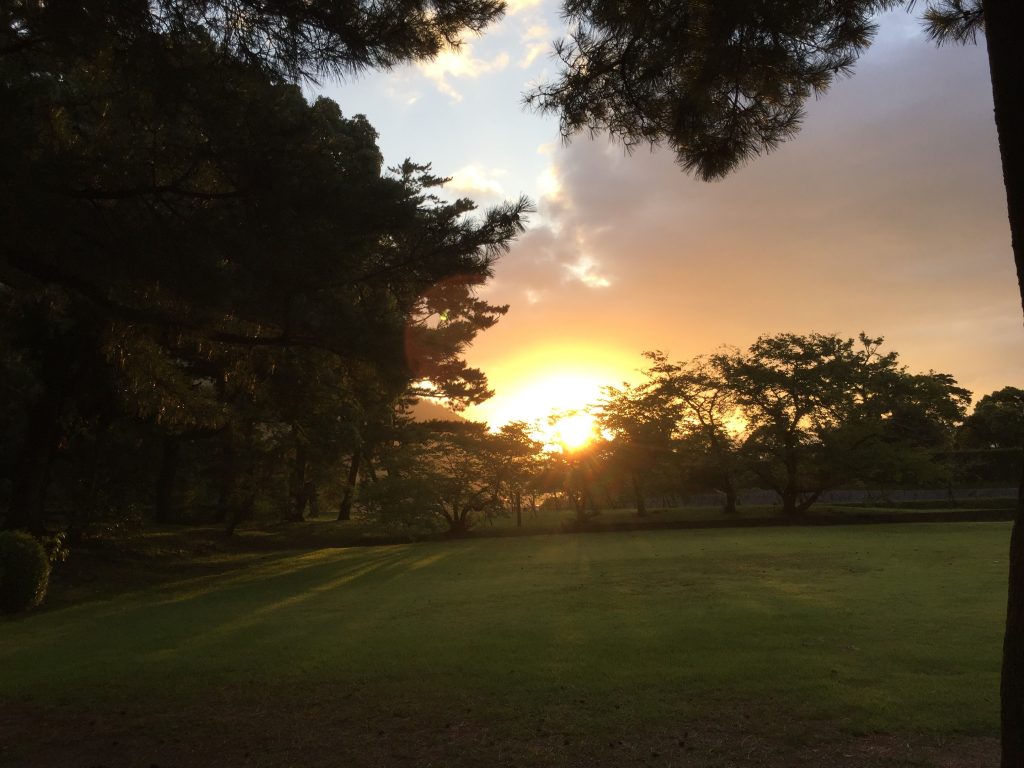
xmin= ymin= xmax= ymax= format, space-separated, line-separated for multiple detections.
xmin=0 ymin=522 xmax=1009 ymax=767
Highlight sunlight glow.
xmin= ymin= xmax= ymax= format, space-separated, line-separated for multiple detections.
xmin=464 ymin=345 xmax=640 ymax=430
xmin=547 ymin=411 xmax=597 ymax=451
xmin=473 ymin=372 xmax=606 ymax=428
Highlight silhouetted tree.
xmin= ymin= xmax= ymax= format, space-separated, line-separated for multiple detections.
xmin=491 ymin=422 xmax=543 ymax=528
xmin=643 ymin=352 xmax=745 ymax=514
xmin=962 ymin=387 xmax=1024 ymax=450
xmin=359 ymin=420 xmax=504 ymax=535
xmin=718 ymin=333 xmax=967 ymax=515
xmin=0 ymin=4 xmax=528 ymax=536
xmin=597 ymin=381 xmax=675 ymax=516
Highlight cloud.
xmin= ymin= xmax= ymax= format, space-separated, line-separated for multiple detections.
xmin=385 ymin=83 xmax=421 ymax=107
xmin=418 ymin=45 xmax=510 ymax=101
xmin=446 ymin=164 xmax=507 ymax=198
xmin=519 ymin=23 xmax=551 ymax=68
xmin=564 ymin=255 xmax=611 ymax=288
xmin=505 ymin=0 xmax=543 ymax=14
xmin=536 ymin=164 xmax=562 ymax=201
xmin=467 ymin=15 xmax=1023 ymax=404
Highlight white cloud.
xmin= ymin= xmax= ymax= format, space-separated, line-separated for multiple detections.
xmin=505 ymin=0 xmax=543 ymax=14
xmin=537 ymin=164 xmax=562 ymax=200
xmin=519 ymin=23 xmax=551 ymax=68
xmin=385 ymin=84 xmax=421 ymax=107
xmin=418 ymin=45 xmax=510 ymax=101
xmin=446 ymin=164 xmax=508 ymax=197
xmin=564 ymin=255 xmax=611 ymax=288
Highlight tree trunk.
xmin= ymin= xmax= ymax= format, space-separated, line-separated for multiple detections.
xmin=287 ymin=430 xmax=308 ymax=522
xmin=338 ymin=449 xmax=361 ymax=521
xmin=796 ymin=490 xmax=823 ymax=515
xmin=8 ymin=382 xmax=65 ymax=534
xmin=220 ymin=427 xmax=238 ymax=536
xmin=223 ymin=422 xmax=258 ymax=536
xmin=447 ymin=508 xmax=470 ymax=536
xmin=155 ymin=435 xmax=181 ymax=524
xmin=781 ymin=486 xmax=798 ymax=517
xmin=781 ymin=447 xmax=800 ymax=516
xmin=570 ymin=490 xmax=586 ymax=524
xmin=1004 ymin=465 xmax=1024 ymax=768
xmin=722 ymin=478 xmax=738 ymax=515
xmin=515 ymin=492 xmax=522 ymax=528
xmin=305 ymin=481 xmax=319 ymax=518
xmin=632 ymin=475 xmax=647 ymax=516
xmin=983 ymin=1 xmax=1024 ymax=763
xmin=74 ymin=414 xmax=111 ymax=543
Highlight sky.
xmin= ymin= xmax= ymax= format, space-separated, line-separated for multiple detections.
xmin=316 ymin=3 xmax=1024 ymax=428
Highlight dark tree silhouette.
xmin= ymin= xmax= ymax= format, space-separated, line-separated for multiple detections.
xmin=0 ymin=3 xmax=527 ymax=534
xmin=718 ymin=333 xmax=968 ymax=515
xmin=0 ymin=0 xmax=507 ymax=81
xmin=962 ymin=387 xmax=1024 ymax=450
xmin=597 ymin=380 xmax=676 ymax=516
xmin=358 ymin=420 xmax=504 ymax=535
xmin=642 ymin=352 xmax=744 ymax=515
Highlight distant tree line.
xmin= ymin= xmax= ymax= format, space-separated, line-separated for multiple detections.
xmin=351 ymin=333 xmax=1022 ymax=535
xmin=596 ymin=334 xmax=1019 ymax=518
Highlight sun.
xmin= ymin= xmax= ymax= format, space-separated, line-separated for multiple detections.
xmin=547 ymin=411 xmax=597 ymax=451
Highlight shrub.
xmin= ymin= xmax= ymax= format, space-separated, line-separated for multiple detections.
xmin=0 ymin=531 xmax=51 ymax=613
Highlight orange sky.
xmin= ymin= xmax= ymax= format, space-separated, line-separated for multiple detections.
xmin=460 ymin=17 xmax=1024 ymax=427
xmin=323 ymin=9 xmax=1024 ymax=429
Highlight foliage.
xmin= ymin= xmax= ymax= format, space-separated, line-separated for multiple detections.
xmin=1 ymin=0 xmax=507 ymax=83
xmin=489 ymin=421 xmax=544 ymax=526
xmin=541 ymin=437 xmax=609 ymax=525
xmin=921 ymin=0 xmax=985 ymax=44
xmin=961 ymin=387 xmax=1024 ymax=450
xmin=641 ymin=352 xmax=745 ymax=512
xmin=527 ymin=0 xmax=901 ymax=179
xmin=1 ymin=8 xmax=529 ymax=534
xmin=527 ymin=0 xmax=989 ymax=179
xmin=717 ymin=333 xmax=968 ymax=514
xmin=597 ymin=379 xmax=676 ymax=515
xmin=0 ymin=531 xmax=50 ymax=613
xmin=358 ymin=421 xmax=505 ymax=534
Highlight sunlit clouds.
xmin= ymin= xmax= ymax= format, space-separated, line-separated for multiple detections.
xmin=417 ymin=44 xmax=510 ymax=101
xmin=536 ymin=164 xmax=562 ymax=201
xmin=519 ymin=23 xmax=551 ymax=68
xmin=320 ymin=8 xmax=1023 ymax=430
xmin=464 ymin=345 xmax=638 ymax=428
xmin=459 ymin=12 xmax=1022 ymax=425
xmin=564 ymin=255 xmax=611 ymax=288
xmin=475 ymin=371 xmax=605 ymax=430
xmin=446 ymin=164 xmax=507 ymax=198
xmin=505 ymin=0 xmax=543 ymax=14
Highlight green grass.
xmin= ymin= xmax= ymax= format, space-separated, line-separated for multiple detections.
xmin=0 ymin=523 xmax=1008 ymax=739
xmin=469 ymin=497 xmax=1016 ymax=535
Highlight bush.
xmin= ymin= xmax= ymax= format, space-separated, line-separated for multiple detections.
xmin=0 ymin=531 xmax=51 ymax=613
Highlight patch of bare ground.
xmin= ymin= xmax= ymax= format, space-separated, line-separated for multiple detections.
xmin=0 ymin=684 xmax=996 ymax=768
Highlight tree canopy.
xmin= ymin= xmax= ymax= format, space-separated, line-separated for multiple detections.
xmin=0 ymin=0 xmax=528 ymax=535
